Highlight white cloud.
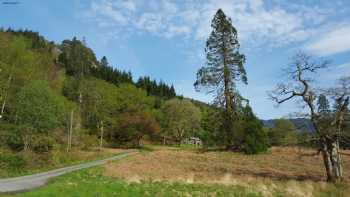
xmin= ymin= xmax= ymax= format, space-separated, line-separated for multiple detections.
xmin=337 ymin=62 xmax=350 ymax=69
xmin=305 ymin=25 xmax=350 ymax=56
xmin=165 ymin=26 xmax=191 ymax=38
xmin=317 ymin=62 xmax=350 ymax=84
xmin=136 ymin=13 xmax=163 ymax=33
xmin=162 ymin=0 xmax=177 ymax=14
xmin=89 ymin=1 xmax=129 ymax=25
xmin=120 ymin=1 xmax=136 ymax=12
xmin=81 ymin=0 xmax=347 ymax=49
xmin=196 ymin=0 xmax=331 ymax=46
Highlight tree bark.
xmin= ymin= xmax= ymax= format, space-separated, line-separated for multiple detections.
xmin=99 ymin=120 xmax=104 ymax=151
xmin=321 ymin=140 xmax=333 ymax=181
xmin=1 ymin=98 xmax=6 ymax=119
xmin=329 ymin=140 xmax=343 ymax=181
xmin=269 ymin=53 xmax=346 ymax=182
xmin=221 ymin=30 xmax=235 ymax=149
xmin=67 ymin=109 xmax=74 ymax=152
xmin=320 ymin=138 xmax=343 ymax=182
xmin=1 ymin=74 xmax=13 ymax=119
xmin=23 ymin=134 xmax=30 ymax=152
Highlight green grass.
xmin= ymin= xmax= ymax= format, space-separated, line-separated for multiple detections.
xmin=0 ymin=149 xmax=128 ymax=178
xmin=2 ymin=147 xmax=349 ymax=197
xmin=4 ymin=167 xmax=262 ymax=197
xmin=2 ymin=166 xmax=348 ymax=197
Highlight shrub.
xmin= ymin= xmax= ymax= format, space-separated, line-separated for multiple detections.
xmin=243 ymin=121 xmax=269 ymax=154
xmin=267 ymin=119 xmax=299 ymax=146
xmin=241 ymin=106 xmax=269 ymax=154
xmin=31 ymin=135 xmax=56 ymax=153
xmin=78 ymin=134 xmax=98 ymax=150
xmin=0 ymin=124 xmax=24 ymax=151
xmin=0 ymin=153 xmax=26 ymax=171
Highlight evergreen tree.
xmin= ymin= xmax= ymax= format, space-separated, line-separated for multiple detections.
xmin=100 ymin=56 xmax=108 ymax=67
xmin=58 ymin=37 xmax=98 ymax=77
xmin=317 ymin=94 xmax=333 ymax=132
xmin=136 ymin=76 xmax=176 ymax=98
xmin=4 ymin=29 xmax=48 ymax=50
xmin=241 ymin=105 xmax=269 ymax=154
xmin=318 ymin=94 xmax=330 ymax=114
xmin=194 ymin=9 xmax=247 ymax=149
xmin=170 ymin=85 xmax=176 ymax=97
xmin=91 ymin=56 xmax=133 ymax=85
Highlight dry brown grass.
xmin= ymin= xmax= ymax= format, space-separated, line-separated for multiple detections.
xmin=103 ymin=146 xmax=350 ymax=196
xmin=105 ymin=147 xmax=350 ymax=182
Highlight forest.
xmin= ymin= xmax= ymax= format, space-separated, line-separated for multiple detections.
xmin=0 ymin=8 xmax=349 ymax=194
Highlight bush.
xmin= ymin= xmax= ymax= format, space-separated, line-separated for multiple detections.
xmin=31 ymin=135 xmax=56 ymax=153
xmin=243 ymin=121 xmax=269 ymax=154
xmin=78 ymin=134 xmax=98 ymax=150
xmin=241 ymin=106 xmax=269 ymax=154
xmin=267 ymin=119 xmax=299 ymax=146
xmin=198 ymin=108 xmax=222 ymax=148
xmin=0 ymin=124 xmax=24 ymax=151
xmin=0 ymin=153 xmax=26 ymax=171
xmin=0 ymin=124 xmax=57 ymax=153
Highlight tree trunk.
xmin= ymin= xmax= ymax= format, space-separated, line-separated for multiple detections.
xmin=23 ymin=134 xmax=30 ymax=152
xmin=320 ymin=138 xmax=343 ymax=182
xmin=23 ymin=127 xmax=34 ymax=152
xmin=223 ymin=66 xmax=233 ymax=148
xmin=1 ymin=74 xmax=13 ymax=119
xmin=99 ymin=120 xmax=104 ymax=151
xmin=137 ymin=136 xmax=143 ymax=147
xmin=67 ymin=109 xmax=74 ymax=152
xmin=1 ymin=98 xmax=6 ymax=119
xmin=321 ymin=141 xmax=333 ymax=181
xmin=176 ymin=129 xmax=184 ymax=146
xmin=329 ymin=140 xmax=343 ymax=180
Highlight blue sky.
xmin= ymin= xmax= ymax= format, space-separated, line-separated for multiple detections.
xmin=1 ymin=0 xmax=350 ymax=119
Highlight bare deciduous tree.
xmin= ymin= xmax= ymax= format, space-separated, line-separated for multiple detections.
xmin=268 ymin=52 xmax=349 ymax=182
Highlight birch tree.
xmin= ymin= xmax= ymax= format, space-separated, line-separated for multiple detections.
xmin=16 ymin=80 xmax=66 ymax=151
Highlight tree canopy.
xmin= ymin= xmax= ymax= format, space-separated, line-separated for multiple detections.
xmin=16 ymin=80 xmax=66 ymax=131
xmin=161 ymin=98 xmax=201 ymax=144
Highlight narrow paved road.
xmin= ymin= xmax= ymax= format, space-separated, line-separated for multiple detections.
xmin=0 ymin=151 xmax=138 ymax=193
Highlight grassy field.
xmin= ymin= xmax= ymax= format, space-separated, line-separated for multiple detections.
xmin=103 ymin=146 xmax=350 ymax=197
xmin=0 ymin=148 xmax=128 ymax=178
xmin=4 ymin=167 xmax=263 ymax=197
xmin=3 ymin=146 xmax=350 ymax=197
xmin=106 ymin=146 xmax=350 ymax=181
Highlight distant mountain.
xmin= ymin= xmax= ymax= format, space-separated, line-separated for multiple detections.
xmin=262 ymin=118 xmax=315 ymax=133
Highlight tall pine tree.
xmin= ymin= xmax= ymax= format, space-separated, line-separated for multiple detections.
xmin=317 ymin=94 xmax=330 ymax=114
xmin=194 ymin=9 xmax=247 ymax=149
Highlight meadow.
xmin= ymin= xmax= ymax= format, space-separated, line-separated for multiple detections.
xmin=4 ymin=146 xmax=350 ymax=197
